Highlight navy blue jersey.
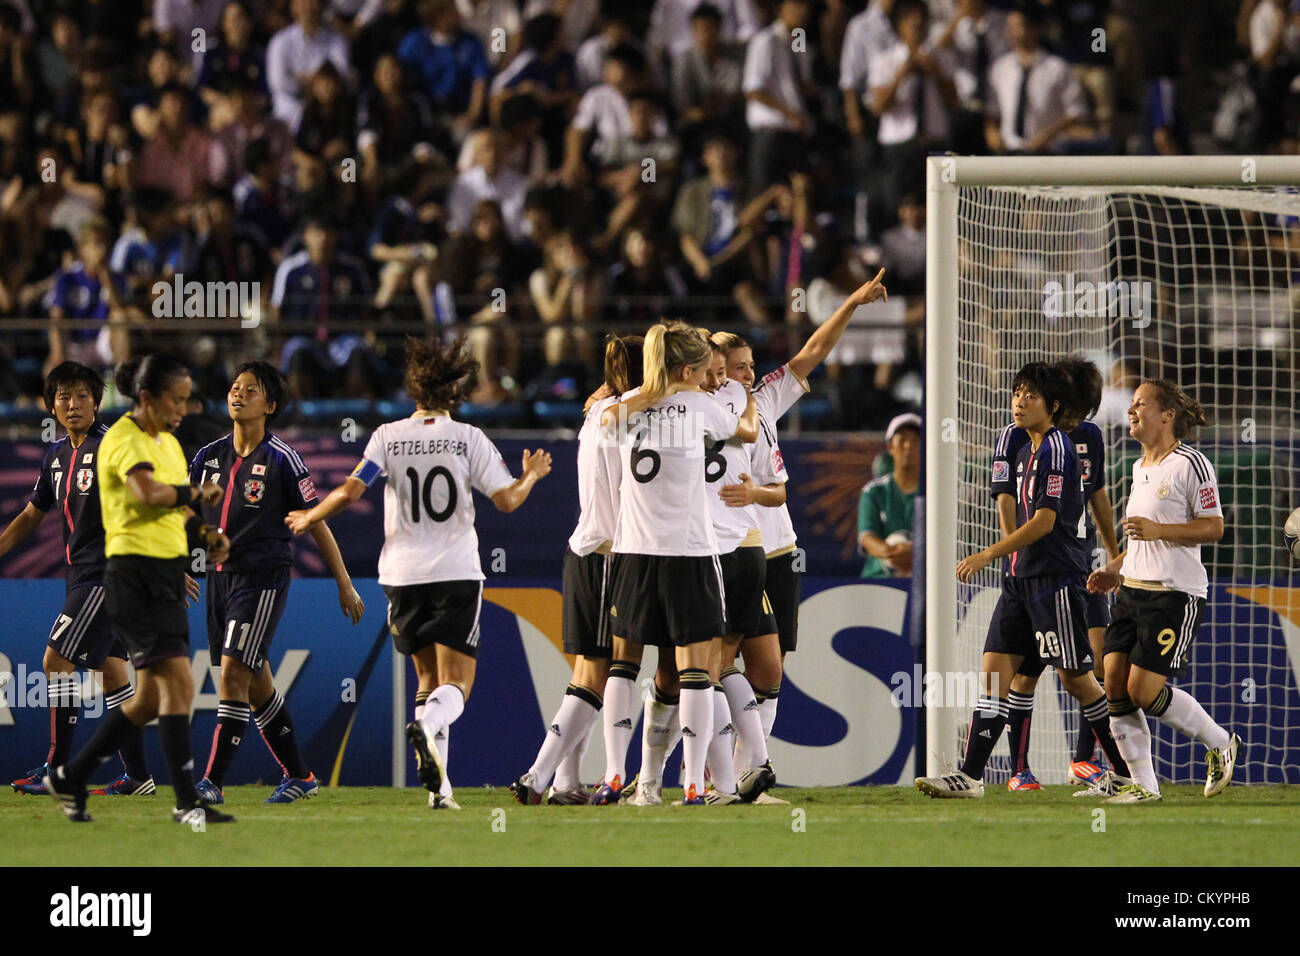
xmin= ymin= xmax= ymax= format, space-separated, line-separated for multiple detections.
xmin=189 ymin=433 xmax=319 ymax=573
xmin=28 ymin=423 xmax=109 ymax=573
xmin=992 ymin=420 xmax=1106 ymax=555
xmin=1008 ymin=427 xmax=1088 ymax=579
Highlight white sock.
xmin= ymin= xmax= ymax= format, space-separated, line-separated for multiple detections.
xmin=602 ymin=674 xmax=637 ymax=783
xmin=529 ymin=687 xmax=600 ymax=793
xmin=680 ymin=686 xmax=712 ymax=796
xmin=760 ymin=694 xmax=778 ymax=739
xmin=434 ymin=726 xmax=452 ymax=797
xmin=640 ymin=695 xmax=678 ymax=788
xmin=1110 ymin=711 xmax=1159 ymax=793
xmin=706 ymin=687 xmax=739 ymax=794
xmin=554 ymin=711 xmax=595 ymax=792
xmin=722 ymin=672 xmax=768 ymax=770
xmin=419 ymin=683 xmax=465 ymax=743
xmin=1156 ymin=687 xmax=1230 ymax=750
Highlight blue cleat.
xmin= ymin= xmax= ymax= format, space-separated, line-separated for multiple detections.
xmin=12 ymin=763 xmax=50 ymax=795
xmin=195 ymin=777 xmax=224 ymax=805
xmin=589 ymin=775 xmax=623 ymax=805
xmin=1007 ymin=770 xmax=1042 ymax=791
xmin=90 ymin=773 xmax=157 ymax=796
xmin=265 ymin=773 xmax=319 ymax=804
xmin=681 ymin=784 xmax=706 ymax=806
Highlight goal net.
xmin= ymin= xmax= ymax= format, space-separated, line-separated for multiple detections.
xmin=926 ymin=157 xmax=1300 ymax=785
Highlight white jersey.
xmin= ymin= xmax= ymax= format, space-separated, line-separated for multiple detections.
xmin=611 ymin=387 xmax=740 ymax=556
xmin=752 ymin=363 xmax=808 ymax=555
xmin=1120 ymin=443 xmax=1222 ymax=599
xmin=753 ymin=413 xmax=796 ymax=554
xmin=359 ymin=414 xmax=515 ymax=586
xmin=706 ymin=380 xmax=762 ymax=554
xmin=567 ymin=394 xmax=622 ymax=556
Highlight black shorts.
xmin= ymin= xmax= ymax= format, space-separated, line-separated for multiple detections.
xmin=1103 ymin=586 xmax=1205 ymax=678
xmin=765 ymin=549 xmax=802 ymax=653
xmin=984 ymin=574 xmax=1095 ymax=676
xmin=1084 ymin=589 xmax=1111 ymax=630
xmin=104 ymin=555 xmax=191 ymax=670
xmin=607 ymin=553 xmax=726 ymax=648
xmin=562 ymin=548 xmax=612 ymax=658
xmin=384 ymin=580 xmax=484 ymax=658
xmin=720 ymin=546 xmax=778 ymax=639
xmin=206 ymin=566 xmax=291 ymax=670
xmin=47 ymin=570 xmax=126 ymax=670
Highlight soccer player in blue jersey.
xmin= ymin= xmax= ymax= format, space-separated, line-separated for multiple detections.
xmin=915 ymin=362 xmax=1130 ymax=798
xmin=190 ymin=362 xmax=365 ymax=805
xmin=990 ymin=355 xmax=1122 ymax=790
xmin=3 ymin=363 xmax=158 ymax=796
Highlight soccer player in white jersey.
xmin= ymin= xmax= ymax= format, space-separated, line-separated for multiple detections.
xmin=712 ymin=270 xmax=888 ymax=756
xmin=509 ymin=335 xmax=644 ymax=806
xmin=602 ymin=321 xmax=757 ymax=805
xmin=286 ymin=338 xmax=552 ymax=809
xmin=1086 ymin=380 xmax=1241 ymax=803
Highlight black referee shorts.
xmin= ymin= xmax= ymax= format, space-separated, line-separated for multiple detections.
xmin=562 ymin=548 xmax=612 ymax=658
xmin=104 ymin=555 xmax=191 ymax=670
xmin=1103 ymin=585 xmax=1205 ymax=678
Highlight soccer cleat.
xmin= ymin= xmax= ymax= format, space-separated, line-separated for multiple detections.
xmin=589 ymin=774 xmax=623 ymax=805
xmin=12 ymin=763 xmax=50 ymax=795
xmin=915 ymin=771 xmax=984 ymax=798
xmin=615 ymin=773 xmax=639 ymax=802
xmin=736 ymin=760 xmax=777 ymax=803
xmin=627 ymin=779 xmax=662 ymax=806
xmin=265 ymin=773 xmax=319 ymax=804
xmin=406 ymin=722 xmax=445 ymax=794
xmin=1204 ymin=733 xmax=1242 ymax=798
xmin=90 ymin=773 xmax=157 ymax=796
xmin=703 ymin=788 xmax=742 ymax=805
xmin=1106 ymin=783 xmax=1161 ymax=804
xmin=681 ymin=784 xmax=706 ymax=805
xmin=430 ymin=793 xmax=461 ymax=810
xmin=546 ymin=785 xmax=592 ymax=805
xmin=508 ymin=773 xmax=544 ymax=806
xmin=1069 ymin=760 xmax=1107 ymax=786
xmin=1007 ymin=770 xmax=1042 ymax=791
xmin=194 ymin=777 xmax=224 ymax=805
xmin=173 ymin=802 xmax=236 ymax=825
xmin=1071 ymin=771 xmax=1131 ymax=798
xmin=44 ymin=768 xmax=91 ymax=822
xmin=753 ymin=791 xmax=791 ymax=805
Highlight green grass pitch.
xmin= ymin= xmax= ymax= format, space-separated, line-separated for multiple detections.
xmin=6 ymin=785 xmax=1298 ymax=866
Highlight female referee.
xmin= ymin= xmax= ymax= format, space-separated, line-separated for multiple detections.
xmin=46 ymin=354 xmax=234 ymax=825
xmin=286 ymin=337 xmax=551 ymax=809
xmin=1086 ymin=380 xmax=1241 ymax=803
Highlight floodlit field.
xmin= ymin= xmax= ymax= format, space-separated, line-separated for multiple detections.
xmin=7 ymin=784 xmax=1299 ymax=867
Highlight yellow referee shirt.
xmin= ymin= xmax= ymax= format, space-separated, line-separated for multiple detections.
xmin=97 ymin=414 xmax=189 ymax=559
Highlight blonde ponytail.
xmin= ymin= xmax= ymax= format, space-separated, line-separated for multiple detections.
xmin=641 ymin=321 xmax=710 ymax=404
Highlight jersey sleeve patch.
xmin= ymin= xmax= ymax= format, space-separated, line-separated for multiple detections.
xmin=299 ymin=476 xmax=318 ymax=502
xmin=1046 ymin=474 xmax=1063 ymax=498
xmin=992 ymin=460 xmax=1009 ymax=483
xmin=1198 ymin=485 xmax=1217 ymax=510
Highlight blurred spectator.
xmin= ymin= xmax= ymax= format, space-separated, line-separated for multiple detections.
xmin=233 ymin=136 xmax=295 ymax=250
xmin=670 ymin=2 xmax=746 ymax=158
xmin=36 ymin=8 xmax=79 ymax=103
xmin=932 ymin=0 xmax=1007 ymax=155
xmin=64 ymin=90 xmax=131 ymax=210
xmin=267 ymin=0 xmax=352 ymax=131
xmin=270 ymin=214 xmax=377 ymax=397
xmin=354 ymin=0 xmax=420 ymax=78
xmin=437 ymin=198 xmax=527 ymax=388
xmin=671 ymin=133 xmax=766 ymax=326
xmin=489 ymin=11 xmax=578 ymax=154
xmin=110 ymin=187 xmax=189 ymax=296
xmin=878 ymin=191 xmax=924 ymax=295
xmin=985 ymin=6 xmax=1089 ymax=154
xmin=1038 ymin=0 xmax=1115 ymax=142
xmin=46 ymin=217 xmax=132 ymax=375
xmin=858 ymin=412 xmax=919 ymax=578
xmin=742 ymin=0 xmax=815 ymax=192
xmin=457 ymin=0 xmax=522 ymax=67
xmin=576 ymin=1 xmax=640 ymax=91
xmin=648 ymin=0 xmax=758 ymax=72
xmin=593 ymin=91 xmax=679 ymax=252
xmin=191 ymin=187 xmax=273 ymax=290
xmin=294 ymin=61 xmax=357 ymax=166
xmin=1248 ymin=0 xmax=1300 ymax=150
xmin=561 ymin=43 xmax=651 ymax=189
xmin=129 ymin=44 xmax=193 ymax=142
xmin=197 ymin=1 xmax=269 ymax=100
xmin=369 ymin=159 xmax=443 ymax=322
xmin=529 ymin=231 xmax=602 ymax=366
xmin=522 ymin=0 xmax=599 ymax=54
xmin=135 ymin=83 xmax=230 ymax=202
xmin=359 ymin=53 xmax=446 ymax=198
xmin=397 ymin=0 xmax=489 ymax=140
xmin=842 ymin=0 xmax=898 ymax=218
xmin=448 ymin=130 xmax=528 ymax=241
xmin=604 ymin=223 xmax=688 ymax=327
xmin=212 ymin=75 xmax=295 ymax=183
xmin=456 ymin=94 xmax=548 ymax=185
xmin=153 ymin=0 xmax=227 ymax=73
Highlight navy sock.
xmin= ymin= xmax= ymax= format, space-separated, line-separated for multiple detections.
xmin=1006 ymin=690 xmax=1034 ymax=774
xmin=205 ymin=699 xmax=250 ymax=789
xmin=1073 ymin=698 xmax=1097 ymax=763
xmin=254 ymin=690 xmax=309 ymax=779
xmin=47 ymin=675 xmax=81 ymax=767
xmin=958 ymin=696 xmax=1010 ymax=781
xmin=105 ymin=684 xmax=149 ymax=780
xmin=158 ymin=713 xmax=199 ymax=807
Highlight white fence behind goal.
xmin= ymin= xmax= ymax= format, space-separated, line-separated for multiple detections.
xmin=926 ymin=157 xmax=1300 ymax=785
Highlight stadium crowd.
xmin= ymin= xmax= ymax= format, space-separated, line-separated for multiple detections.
xmin=0 ymin=0 xmax=1292 ymax=429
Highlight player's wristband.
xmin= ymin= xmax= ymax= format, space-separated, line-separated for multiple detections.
xmin=172 ymin=484 xmax=198 ymax=508
xmin=184 ymin=513 xmax=203 ymax=538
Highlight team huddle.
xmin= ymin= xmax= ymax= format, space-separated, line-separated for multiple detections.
xmin=5 ymin=267 xmax=887 ymax=820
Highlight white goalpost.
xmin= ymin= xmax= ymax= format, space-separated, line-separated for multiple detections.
xmin=925 ymin=156 xmax=1300 ymax=785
